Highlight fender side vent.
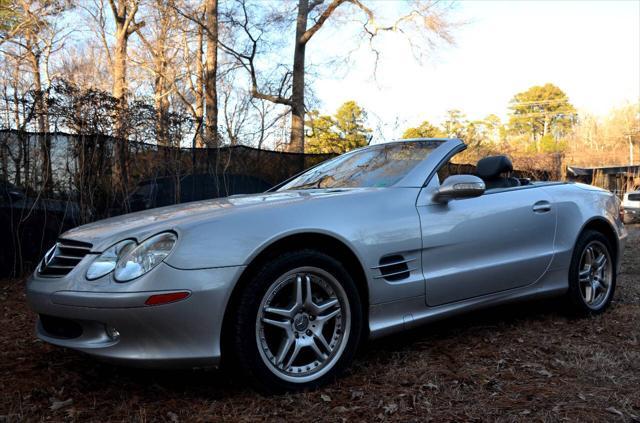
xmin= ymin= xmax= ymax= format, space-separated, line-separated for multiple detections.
xmin=373 ymin=255 xmax=416 ymax=281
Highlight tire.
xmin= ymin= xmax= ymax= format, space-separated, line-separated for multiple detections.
xmin=232 ymin=249 xmax=363 ymax=392
xmin=566 ymin=230 xmax=616 ymax=315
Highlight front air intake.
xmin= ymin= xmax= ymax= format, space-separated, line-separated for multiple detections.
xmin=373 ymin=255 xmax=416 ymax=281
xmin=38 ymin=239 xmax=93 ymax=277
xmin=39 ymin=314 xmax=83 ymax=339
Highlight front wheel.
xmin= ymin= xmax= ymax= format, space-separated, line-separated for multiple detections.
xmin=232 ymin=250 xmax=362 ymax=392
xmin=566 ymin=230 xmax=616 ymax=315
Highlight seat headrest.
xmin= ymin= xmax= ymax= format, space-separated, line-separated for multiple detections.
xmin=476 ymin=155 xmax=513 ymax=179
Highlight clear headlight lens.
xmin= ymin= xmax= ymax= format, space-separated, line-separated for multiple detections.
xmin=114 ymin=232 xmax=177 ymax=282
xmin=86 ymin=240 xmax=136 ymax=280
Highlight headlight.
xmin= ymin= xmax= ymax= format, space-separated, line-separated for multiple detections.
xmin=114 ymin=232 xmax=177 ymax=282
xmin=86 ymin=240 xmax=136 ymax=280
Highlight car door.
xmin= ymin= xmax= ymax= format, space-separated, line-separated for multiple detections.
xmin=417 ymin=178 xmax=557 ymax=307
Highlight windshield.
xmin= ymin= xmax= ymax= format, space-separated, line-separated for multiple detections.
xmin=278 ymin=141 xmax=442 ymax=190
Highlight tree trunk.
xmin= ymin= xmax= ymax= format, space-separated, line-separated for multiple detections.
xmin=154 ymin=72 xmax=165 ymax=145
xmin=154 ymin=54 xmax=170 ymax=146
xmin=112 ymin=29 xmax=129 ymax=190
xmin=12 ymin=78 xmax=20 ymax=130
xmin=204 ymin=0 xmax=218 ymax=147
xmin=0 ymin=86 xmax=8 ymax=181
xmin=151 ymin=2 xmax=171 ymax=147
xmin=112 ymin=32 xmax=128 ymax=108
xmin=13 ymin=80 xmax=24 ymax=186
xmin=28 ymin=49 xmax=52 ymax=193
xmin=195 ymin=24 xmax=205 ymax=147
xmin=288 ymin=0 xmax=308 ymax=153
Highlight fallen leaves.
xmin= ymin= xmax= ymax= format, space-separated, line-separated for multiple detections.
xmin=606 ymin=406 xmax=624 ymax=417
xmin=383 ymin=403 xmax=398 ymax=415
xmin=1 ymin=226 xmax=639 ymax=421
xmin=49 ymin=398 xmax=73 ymax=411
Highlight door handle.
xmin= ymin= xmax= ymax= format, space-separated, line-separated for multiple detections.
xmin=532 ymin=201 xmax=551 ymax=213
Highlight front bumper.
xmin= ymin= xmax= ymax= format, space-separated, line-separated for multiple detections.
xmin=26 ymin=261 xmax=245 ymax=368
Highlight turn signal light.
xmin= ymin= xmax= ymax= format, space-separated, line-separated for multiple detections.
xmin=145 ymin=291 xmax=190 ymax=306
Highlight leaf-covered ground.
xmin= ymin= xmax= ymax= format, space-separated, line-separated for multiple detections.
xmin=1 ymin=226 xmax=639 ymax=422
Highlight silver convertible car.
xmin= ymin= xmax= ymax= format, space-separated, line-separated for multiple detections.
xmin=26 ymin=138 xmax=627 ymax=391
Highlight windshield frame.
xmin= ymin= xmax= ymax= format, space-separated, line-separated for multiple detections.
xmin=274 ymin=139 xmax=456 ymax=192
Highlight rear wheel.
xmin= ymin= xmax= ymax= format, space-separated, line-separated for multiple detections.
xmin=233 ymin=250 xmax=362 ymax=392
xmin=566 ymin=230 xmax=616 ymax=315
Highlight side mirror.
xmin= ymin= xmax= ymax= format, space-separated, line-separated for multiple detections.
xmin=433 ymin=175 xmax=485 ymax=204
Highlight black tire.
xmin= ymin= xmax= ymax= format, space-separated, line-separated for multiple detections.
xmin=232 ymin=249 xmax=363 ymax=393
xmin=566 ymin=230 xmax=616 ymax=316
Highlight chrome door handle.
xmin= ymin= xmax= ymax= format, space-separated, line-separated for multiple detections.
xmin=532 ymin=201 xmax=551 ymax=213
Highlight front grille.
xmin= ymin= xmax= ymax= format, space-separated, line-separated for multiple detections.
xmin=38 ymin=239 xmax=93 ymax=277
xmin=39 ymin=314 xmax=83 ymax=339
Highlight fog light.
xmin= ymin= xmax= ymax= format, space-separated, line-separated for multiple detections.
xmin=106 ymin=326 xmax=120 ymax=341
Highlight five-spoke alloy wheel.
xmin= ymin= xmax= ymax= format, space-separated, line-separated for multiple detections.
xmin=577 ymin=240 xmax=613 ymax=310
xmin=567 ymin=230 xmax=616 ymax=315
xmin=256 ymin=268 xmax=350 ymax=382
xmin=233 ymin=250 xmax=362 ymax=392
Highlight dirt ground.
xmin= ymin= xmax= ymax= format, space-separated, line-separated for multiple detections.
xmin=1 ymin=226 xmax=639 ymax=422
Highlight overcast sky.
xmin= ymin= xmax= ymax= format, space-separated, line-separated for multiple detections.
xmin=308 ymin=0 xmax=640 ymax=140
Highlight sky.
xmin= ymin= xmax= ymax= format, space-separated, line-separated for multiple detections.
xmin=310 ymin=0 xmax=640 ymax=140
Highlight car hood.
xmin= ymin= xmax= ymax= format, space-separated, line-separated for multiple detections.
xmin=62 ymin=189 xmax=360 ymax=251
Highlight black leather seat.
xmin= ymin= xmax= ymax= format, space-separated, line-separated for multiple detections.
xmin=476 ymin=155 xmax=521 ymax=190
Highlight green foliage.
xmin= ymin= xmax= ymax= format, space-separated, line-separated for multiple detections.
xmin=305 ymin=101 xmax=371 ymax=154
xmin=442 ymin=109 xmax=467 ymax=138
xmin=0 ymin=0 xmax=18 ymax=37
xmin=538 ymin=133 xmax=567 ymax=153
xmin=482 ymin=114 xmax=506 ymax=142
xmin=1 ymin=0 xmax=69 ymax=45
xmin=508 ymin=83 xmax=577 ymax=143
xmin=401 ymin=120 xmax=445 ymax=139
xmin=403 ymin=113 xmax=505 ymax=146
xmin=399 ymin=84 xmax=577 ymax=154
xmin=464 ymin=120 xmax=484 ymax=146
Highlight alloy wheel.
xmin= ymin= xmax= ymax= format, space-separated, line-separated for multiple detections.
xmin=578 ymin=240 xmax=613 ymax=310
xmin=255 ymin=267 xmax=350 ymax=383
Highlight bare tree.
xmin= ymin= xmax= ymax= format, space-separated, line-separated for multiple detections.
xmin=164 ymin=2 xmax=206 ymax=147
xmin=135 ymin=0 xmax=181 ymax=145
xmin=220 ymin=76 xmax=249 ymax=145
xmin=56 ymin=43 xmax=112 ymax=92
xmin=193 ymin=23 xmax=205 ymax=146
xmin=204 ymin=0 xmax=218 ymax=146
xmin=171 ymin=0 xmax=218 ymax=147
xmin=108 ymin=0 xmax=144 ymax=107
xmin=0 ymin=0 xmax=69 ymax=192
xmin=222 ymin=0 xmax=455 ymax=153
xmin=104 ymin=0 xmax=144 ymax=188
